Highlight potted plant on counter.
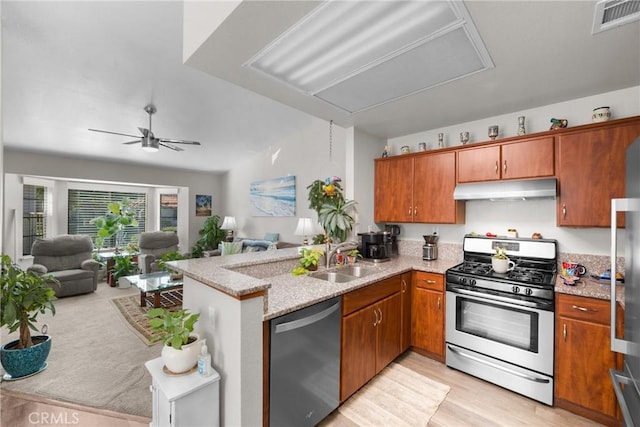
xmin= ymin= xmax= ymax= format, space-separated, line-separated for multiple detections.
xmin=147 ymin=308 xmax=201 ymax=374
xmin=292 ymin=247 xmax=325 ymax=275
xmin=0 ymin=255 xmax=57 ymax=379
xmin=491 ymin=247 xmax=515 ymax=274
xmin=346 ymin=249 xmax=362 ymax=264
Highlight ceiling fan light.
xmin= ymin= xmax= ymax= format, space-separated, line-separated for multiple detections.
xmin=141 ymin=136 xmax=159 ymax=152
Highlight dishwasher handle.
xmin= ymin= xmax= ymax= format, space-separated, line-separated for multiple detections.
xmin=274 ymin=300 xmax=340 ymax=334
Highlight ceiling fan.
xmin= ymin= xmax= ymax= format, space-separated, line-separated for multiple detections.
xmin=89 ymin=104 xmax=201 ymax=152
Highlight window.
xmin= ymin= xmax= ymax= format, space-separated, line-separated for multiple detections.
xmin=159 ymin=194 xmax=178 ymax=231
xmin=23 ymin=185 xmax=47 ymax=255
xmin=68 ymin=190 xmax=146 ymax=249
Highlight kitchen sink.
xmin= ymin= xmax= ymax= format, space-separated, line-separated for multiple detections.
xmin=336 ymin=265 xmax=380 ymax=278
xmin=310 ymin=271 xmax=357 ymax=283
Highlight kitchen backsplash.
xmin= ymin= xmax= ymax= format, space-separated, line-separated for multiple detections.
xmin=397 ymin=239 xmax=624 ymax=277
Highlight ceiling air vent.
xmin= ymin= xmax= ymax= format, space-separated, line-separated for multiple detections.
xmin=593 ymin=0 xmax=640 ymax=33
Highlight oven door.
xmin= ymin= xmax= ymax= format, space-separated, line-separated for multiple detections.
xmin=446 ymin=287 xmax=554 ymax=376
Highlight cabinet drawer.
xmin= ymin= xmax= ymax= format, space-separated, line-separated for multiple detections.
xmin=343 ymin=275 xmax=401 ymax=316
xmin=412 ymin=271 xmax=443 ymax=291
xmin=556 ymin=294 xmax=610 ymax=325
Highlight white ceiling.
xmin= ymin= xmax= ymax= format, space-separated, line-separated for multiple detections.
xmin=3 ymin=1 xmax=639 ymax=173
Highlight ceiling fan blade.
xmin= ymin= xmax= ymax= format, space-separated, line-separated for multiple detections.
xmin=88 ymin=128 xmax=141 ymax=139
xmin=122 ymin=140 xmax=141 ymax=145
xmin=158 ymin=137 xmax=201 ymax=145
xmin=159 ymin=142 xmax=184 ymax=152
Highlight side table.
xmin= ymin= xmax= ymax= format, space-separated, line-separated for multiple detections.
xmin=145 ymin=357 xmax=220 ymax=427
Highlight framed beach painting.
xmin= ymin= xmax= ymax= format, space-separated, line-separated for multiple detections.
xmin=250 ymin=176 xmax=295 ymax=217
xmin=195 ymin=194 xmax=212 ymax=216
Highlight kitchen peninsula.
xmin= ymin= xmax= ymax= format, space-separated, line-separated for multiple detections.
xmin=170 ymin=244 xmax=624 ymax=426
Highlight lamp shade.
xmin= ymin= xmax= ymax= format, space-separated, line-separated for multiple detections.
xmin=294 ymin=218 xmax=315 ymax=236
xmin=221 ymin=216 xmax=237 ymax=230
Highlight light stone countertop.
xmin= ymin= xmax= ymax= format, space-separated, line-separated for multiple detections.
xmin=171 ymin=246 xmax=625 ymax=320
xmin=170 ymin=248 xmax=458 ymax=320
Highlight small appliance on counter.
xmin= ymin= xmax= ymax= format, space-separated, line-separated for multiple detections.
xmin=358 ymin=232 xmax=390 ymax=263
xmin=384 ymin=224 xmax=400 ymax=256
xmin=423 ymin=233 xmax=439 ymax=260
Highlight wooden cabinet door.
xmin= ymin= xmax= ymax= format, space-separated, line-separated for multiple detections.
xmin=457 ymin=145 xmax=501 ymax=183
xmin=375 ymin=293 xmax=402 ymax=373
xmin=400 ymin=273 xmax=412 ymax=352
xmin=557 ymin=121 xmax=640 ymax=227
xmin=555 ymin=317 xmax=619 ymax=419
xmin=374 ymin=157 xmax=414 ymax=222
xmin=341 ymin=306 xmax=377 ymax=402
xmin=501 ymin=137 xmax=555 ymax=180
xmin=414 ymin=152 xmax=463 ymax=224
xmin=411 ymin=287 xmax=444 ymax=358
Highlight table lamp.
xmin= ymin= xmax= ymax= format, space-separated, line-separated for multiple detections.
xmin=294 ymin=217 xmax=315 ymax=245
xmin=221 ymin=216 xmax=237 ymax=242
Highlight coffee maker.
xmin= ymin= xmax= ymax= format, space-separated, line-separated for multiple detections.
xmin=384 ymin=224 xmax=400 ymax=256
xmin=358 ymin=232 xmax=390 ymax=263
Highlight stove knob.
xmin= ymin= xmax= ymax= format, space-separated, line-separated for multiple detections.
xmin=512 ymin=286 xmax=520 ymax=294
xmin=460 ymin=278 xmax=467 ymax=285
xmin=469 ymin=279 xmax=476 ymax=287
xmin=525 ymin=288 xmax=533 ymax=296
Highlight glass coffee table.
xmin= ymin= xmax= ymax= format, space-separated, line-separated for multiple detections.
xmin=123 ymin=272 xmax=183 ymax=308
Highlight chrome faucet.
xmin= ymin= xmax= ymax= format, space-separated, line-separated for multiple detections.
xmin=326 ymin=241 xmax=359 ymax=268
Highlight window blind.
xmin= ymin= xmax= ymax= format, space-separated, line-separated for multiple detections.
xmin=68 ymin=190 xmax=146 ymax=248
xmin=159 ymin=193 xmax=178 ymax=231
xmin=23 ymin=184 xmax=47 ymax=255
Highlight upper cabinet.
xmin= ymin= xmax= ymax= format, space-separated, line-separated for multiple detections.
xmin=374 ymin=151 xmax=464 ymax=224
xmin=457 ymin=136 xmax=555 ymax=183
xmin=557 ymin=117 xmax=640 ymax=227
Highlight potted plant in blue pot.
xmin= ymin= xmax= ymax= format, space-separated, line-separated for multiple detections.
xmin=0 ymin=255 xmax=57 ymax=379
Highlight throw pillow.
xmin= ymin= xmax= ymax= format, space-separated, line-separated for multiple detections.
xmin=221 ymin=241 xmax=243 ymax=256
xmin=264 ymin=232 xmax=280 ymax=242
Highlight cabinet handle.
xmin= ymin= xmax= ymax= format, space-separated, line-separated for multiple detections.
xmin=495 ymin=161 xmax=499 ymax=174
xmin=437 ymin=297 xmax=441 ymax=310
xmin=562 ymin=204 xmax=567 ymax=218
xmin=503 ymin=160 xmax=507 ymax=174
xmin=408 ymin=207 xmax=412 ymax=216
xmin=378 ymin=308 xmax=383 ymax=324
xmin=373 ymin=309 xmax=379 ymax=326
xmin=423 ymin=279 xmax=437 ymax=284
xmin=414 ymin=207 xmax=417 ymax=216
xmin=402 ymin=279 xmax=407 ymax=293
xmin=572 ymin=304 xmax=598 ymax=313
xmin=563 ymin=323 xmax=567 ymax=341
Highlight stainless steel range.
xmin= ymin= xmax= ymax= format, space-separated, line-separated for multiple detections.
xmin=445 ymin=234 xmax=557 ymax=405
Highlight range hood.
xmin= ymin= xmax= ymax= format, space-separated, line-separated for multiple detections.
xmin=453 ymin=178 xmax=557 ymax=201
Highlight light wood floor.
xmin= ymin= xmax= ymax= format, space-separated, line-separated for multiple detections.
xmin=2 ymin=351 xmax=603 ymax=426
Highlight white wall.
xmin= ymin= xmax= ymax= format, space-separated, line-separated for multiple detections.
xmin=385 ymin=86 xmax=640 ymax=255
xmin=222 ymin=117 xmax=347 ymax=243
xmin=3 ymin=150 xmax=223 ymax=252
xmin=352 ymin=127 xmax=386 ymax=235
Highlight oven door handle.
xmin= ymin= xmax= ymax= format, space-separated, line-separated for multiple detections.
xmin=448 ymin=345 xmax=550 ymax=384
xmin=447 ymin=286 xmax=553 ymax=310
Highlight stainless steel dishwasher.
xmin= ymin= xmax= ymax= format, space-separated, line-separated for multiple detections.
xmin=270 ymin=296 xmax=341 ymax=427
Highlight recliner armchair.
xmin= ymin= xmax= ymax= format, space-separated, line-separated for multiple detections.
xmin=28 ymin=234 xmax=100 ymax=297
xmin=138 ymin=231 xmax=179 ymax=274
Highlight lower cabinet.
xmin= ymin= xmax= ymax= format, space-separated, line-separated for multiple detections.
xmin=400 ymin=272 xmax=412 ymax=352
xmin=554 ymin=293 xmax=623 ymax=426
xmin=341 ymin=275 xmax=402 ymax=402
xmin=410 ymin=271 xmax=445 ymax=361
xmin=146 ymin=357 xmax=221 ymax=427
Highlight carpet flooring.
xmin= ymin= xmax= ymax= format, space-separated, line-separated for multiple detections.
xmin=0 ymin=283 xmax=160 ymax=418
xmin=337 ymin=362 xmax=450 ymax=426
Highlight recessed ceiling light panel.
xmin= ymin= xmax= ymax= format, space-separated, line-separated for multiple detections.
xmin=245 ymin=0 xmax=494 ymax=113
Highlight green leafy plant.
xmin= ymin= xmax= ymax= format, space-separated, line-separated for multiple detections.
xmin=312 ymin=234 xmax=328 ymax=245
xmin=347 ymin=249 xmax=362 ymax=258
xmin=191 ymin=215 xmax=225 ymax=258
xmin=111 ymin=255 xmax=138 ymax=282
xmin=147 ymin=308 xmax=200 ymax=350
xmin=292 ymin=247 xmax=325 ymax=275
xmin=157 ymin=250 xmax=190 ymax=272
xmin=90 ymin=198 xmax=140 ymax=250
xmin=493 ymin=247 xmax=508 ymax=260
xmin=307 ymin=177 xmax=357 ymax=243
xmin=0 ymin=255 xmax=57 ymax=349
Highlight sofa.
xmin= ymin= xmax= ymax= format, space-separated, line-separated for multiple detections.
xmin=203 ymin=233 xmax=299 ymax=257
xmin=138 ymin=231 xmax=180 ymax=274
xmin=27 ymin=234 xmax=100 ymax=297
